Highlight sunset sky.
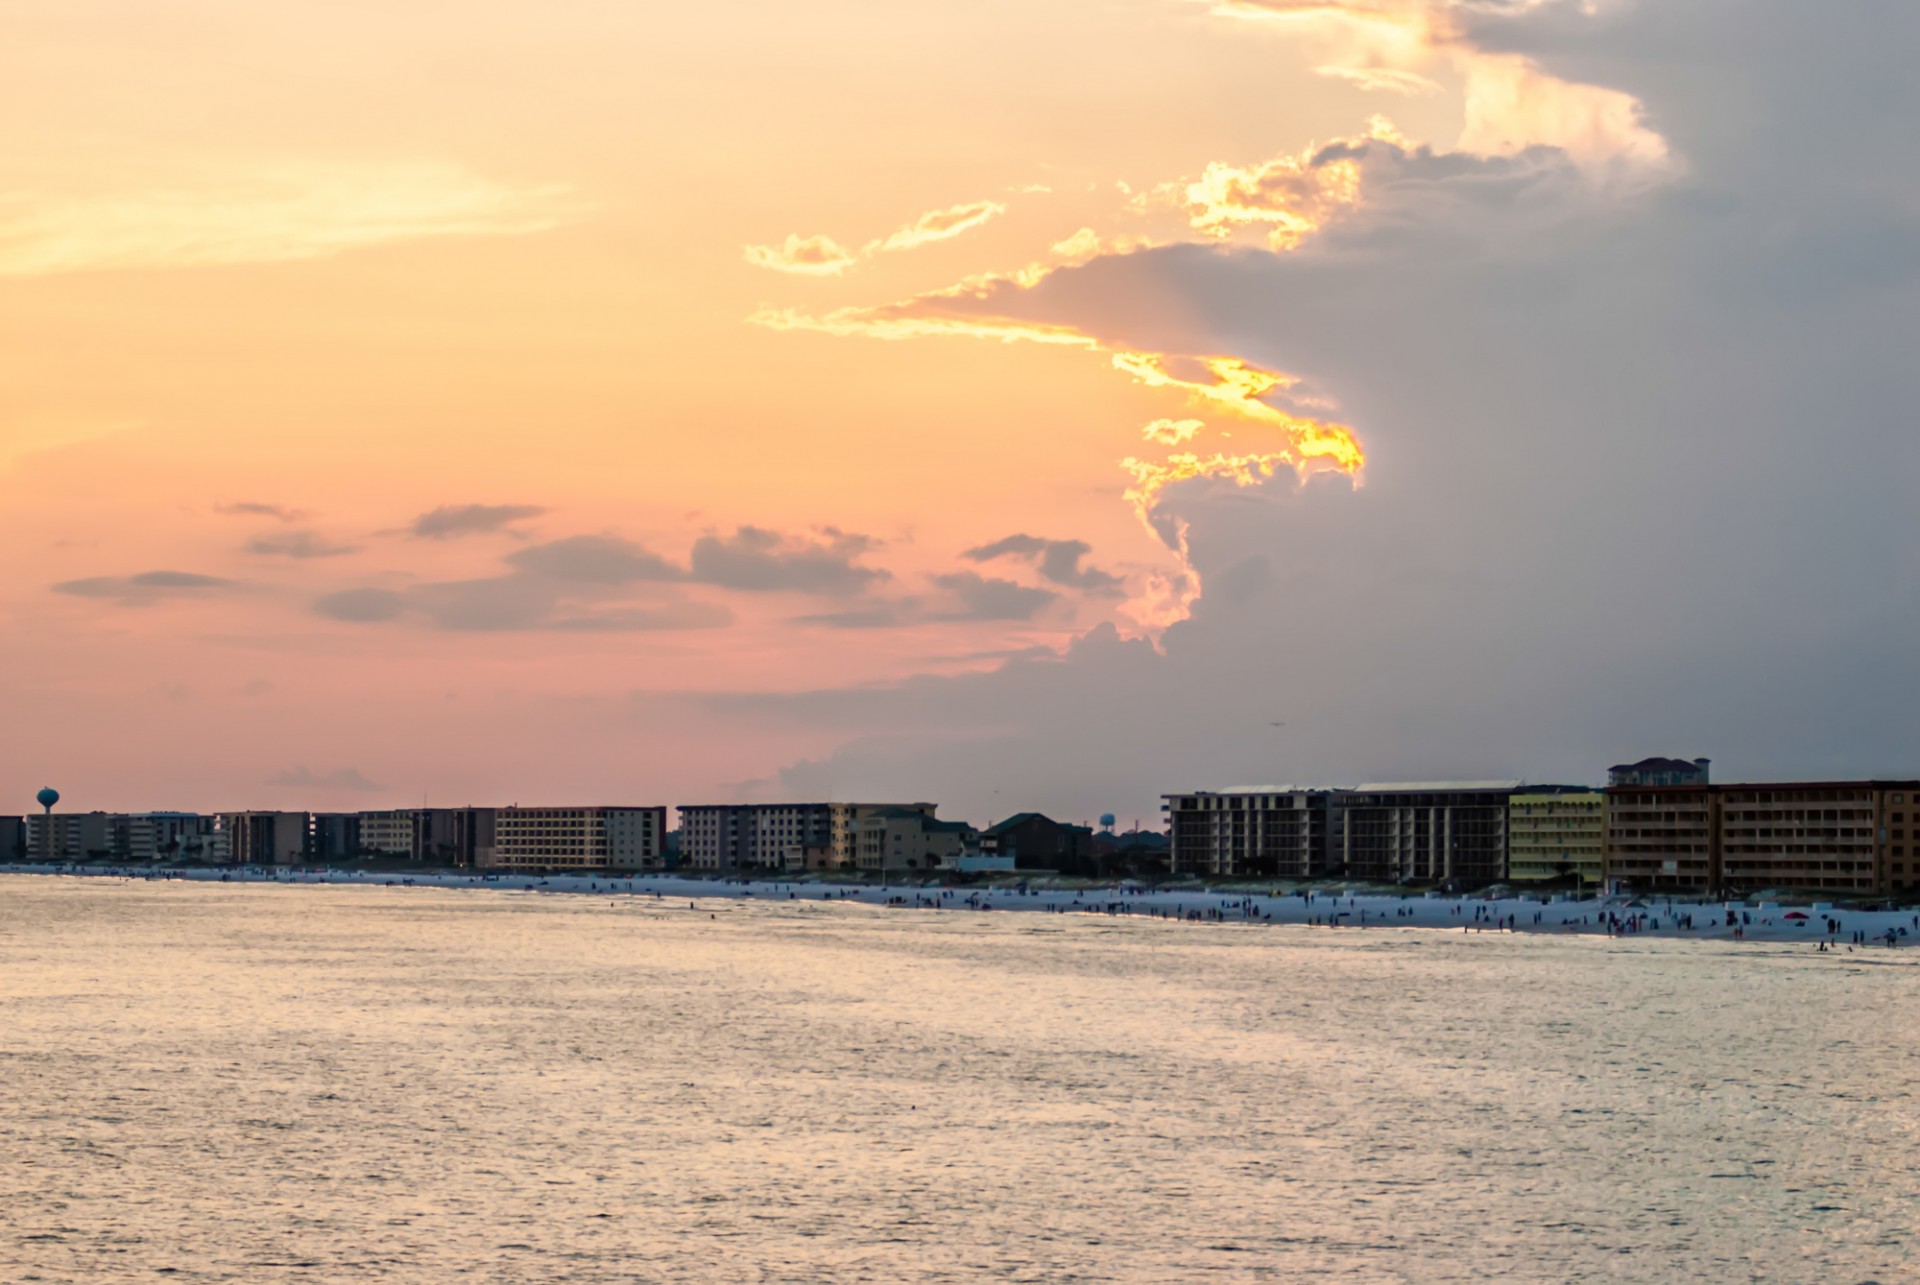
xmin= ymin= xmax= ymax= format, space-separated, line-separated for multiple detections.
xmin=5 ymin=0 xmax=1917 ymax=826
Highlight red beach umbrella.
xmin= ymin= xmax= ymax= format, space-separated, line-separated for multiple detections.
xmin=1783 ymin=911 xmax=1811 ymax=921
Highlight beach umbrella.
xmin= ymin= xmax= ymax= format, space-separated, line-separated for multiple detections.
xmin=1783 ymin=911 xmax=1811 ymax=921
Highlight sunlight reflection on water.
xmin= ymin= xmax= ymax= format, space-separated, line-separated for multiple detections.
xmin=1 ymin=877 xmax=1913 ymax=1282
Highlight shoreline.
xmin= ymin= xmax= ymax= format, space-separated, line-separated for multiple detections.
xmin=5 ymin=864 xmax=1918 ymax=947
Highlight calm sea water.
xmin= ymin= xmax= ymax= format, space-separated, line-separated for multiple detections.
xmin=0 ymin=877 xmax=1913 ymax=1283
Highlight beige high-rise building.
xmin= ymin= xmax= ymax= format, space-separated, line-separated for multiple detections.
xmin=490 ymin=806 xmax=666 ymax=873
xmin=1604 ymin=780 xmax=1920 ymax=896
xmin=1507 ymin=792 xmax=1606 ymax=885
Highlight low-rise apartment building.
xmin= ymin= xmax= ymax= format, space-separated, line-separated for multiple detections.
xmin=851 ymin=808 xmax=974 ymax=872
xmin=490 ymin=806 xmax=666 ymax=873
xmin=1507 ymin=791 xmax=1606 ymax=885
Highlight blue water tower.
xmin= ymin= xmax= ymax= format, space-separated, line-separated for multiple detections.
xmin=36 ymin=787 xmax=59 ymax=814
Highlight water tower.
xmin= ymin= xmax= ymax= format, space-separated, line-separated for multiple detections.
xmin=36 ymin=787 xmax=58 ymax=815
xmin=1099 ymin=813 xmax=1116 ymax=834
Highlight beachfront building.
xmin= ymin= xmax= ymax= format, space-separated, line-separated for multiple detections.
xmin=1163 ymin=790 xmax=1332 ymax=879
xmin=0 ymin=816 xmax=22 ymax=861
xmin=218 ymin=812 xmax=310 ymax=866
xmin=117 ymin=812 xmax=226 ymax=863
xmin=1718 ymin=782 xmax=1916 ymax=897
xmin=850 ymin=807 xmax=975 ymax=872
xmin=1602 ymin=786 xmax=1716 ymax=892
xmin=352 ymin=808 xmax=495 ymax=865
xmin=677 ymin=803 xmax=834 ymax=870
xmin=1329 ymin=784 xmax=1526 ymax=887
xmin=25 ymin=812 xmax=114 ymax=863
xmin=984 ymin=813 xmax=1097 ymax=875
xmin=1507 ymin=792 xmax=1607 ymax=885
xmin=490 ymin=806 xmax=666 ymax=873
xmin=829 ymin=803 xmax=938 ymax=868
xmin=1608 ymin=756 xmax=1710 ymax=787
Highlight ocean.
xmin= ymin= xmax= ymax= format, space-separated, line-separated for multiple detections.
xmin=1 ymin=876 xmax=1912 ymax=1282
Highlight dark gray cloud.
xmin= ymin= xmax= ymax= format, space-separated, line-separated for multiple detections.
xmin=930 ymin=572 xmax=1058 ymax=622
xmin=410 ymin=503 xmax=547 ymax=539
xmin=503 ymin=534 xmax=683 ymax=583
xmin=696 ymin=0 xmax=1920 ymax=826
xmin=244 ymin=530 xmax=359 ymax=558
xmin=689 ymin=526 xmax=889 ymax=595
xmin=216 ymin=501 xmax=305 ymax=521
xmin=53 ymin=570 xmax=237 ymax=604
xmin=963 ymin=534 xmax=1124 ymax=593
xmin=267 ymin=765 xmax=384 ymax=792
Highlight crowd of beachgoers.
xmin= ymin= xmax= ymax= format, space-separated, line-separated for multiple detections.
xmin=7 ymin=863 xmax=1920 ymax=948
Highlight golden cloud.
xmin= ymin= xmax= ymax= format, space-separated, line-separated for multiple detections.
xmin=743 ymin=233 xmax=856 ymax=276
xmin=868 ymin=200 xmax=1007 ymax=254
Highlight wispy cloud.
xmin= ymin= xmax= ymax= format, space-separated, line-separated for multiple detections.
xmin=268 ymin=765 xmax=384 ymax=792
xmin=742 ymin=233 xmax=856 ymax=276
xmin=216 ymin=501 xmax=306 ymax=522
xmin=410 ymin=503 xmax=547 ymax=539
xmin=0 ymin=162 xmax=582 ymax=277
xmin=52 ymin=570 xmax=237 ymax=605
xmin=244 ymin=530 xmax=359 ymax=558
xmin=868 ymin=200 xmax=1006 ymax=254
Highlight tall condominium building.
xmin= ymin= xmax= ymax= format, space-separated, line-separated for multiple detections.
xmin=118 ymin=812 xmax=227 ymax=863
xmin=217 ymin=812 xmax=310 ymax=865
xmin=1507 ymin=792 xmax=1607 ymax=884
xmin=677 ymin=803 xmax=834 ymax=870
xmin=353 ymin=808 xmax=495 ymax=865
xmin=1162 ymin=790 xmax=1332 ymax=879
xmin=0 ymin=816 xmax=22 ymax=861
xmin=308 ymin=813 xmax=362 ymax=863
xmin=1603 ymin=780 xmax=1920 ymax=896
xmin=25 ymin=812 xmax=113 ymax=862
xmin=1329 ymin=784 xmax=1527 ymax=886
xmin=491 ymin=806 xmax=666 ymax=873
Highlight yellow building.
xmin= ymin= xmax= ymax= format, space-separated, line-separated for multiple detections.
xmin=1508 ymin=792 xmax=1606 ymax=885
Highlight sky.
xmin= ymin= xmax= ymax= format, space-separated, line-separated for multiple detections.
xmin=4 ymin=0 xmax=1917 ymax=829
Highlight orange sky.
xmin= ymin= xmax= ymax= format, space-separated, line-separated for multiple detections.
xmin=0 ymin=0 xmax=1675 ymax=815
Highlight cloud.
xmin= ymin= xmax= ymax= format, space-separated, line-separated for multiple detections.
xmin=1143 ymin=418 xmax=1205 ymax=445
xmin=0 ymin=162 xmax=581 ymax=277
xmin=312 ymin=526 xmax=734 ymax=632
xmin=962 ymin=534 xmax=1125 ymax=594
xmin=52 ymin=570 xmax=237 ymax=604
xmin=244 ymin=530 xmax=359 ymax=558
xmin=410 ymin=503 xmax=547 ymax=539
xmin=267 ymin=765 xmax=384 ymax=792
xmin=930 ymin=572 xmax=1059 ymax=622
xmin=689 ymin=526 xmax=890 ymax=596
xmin=503 ymin=534 xmax=683 ymax=583
xmin=793 ymin=604 xmax=924 ymax=630
xmin=313 ymin=587 xmax=410 ymax=622
xmin=743 ymin=233 xmax=856 ymax=276
xmin=868 ymin=201 xmax=1006 ymax=254
xmin=216 ymin=502 xmax=305 ymax=522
